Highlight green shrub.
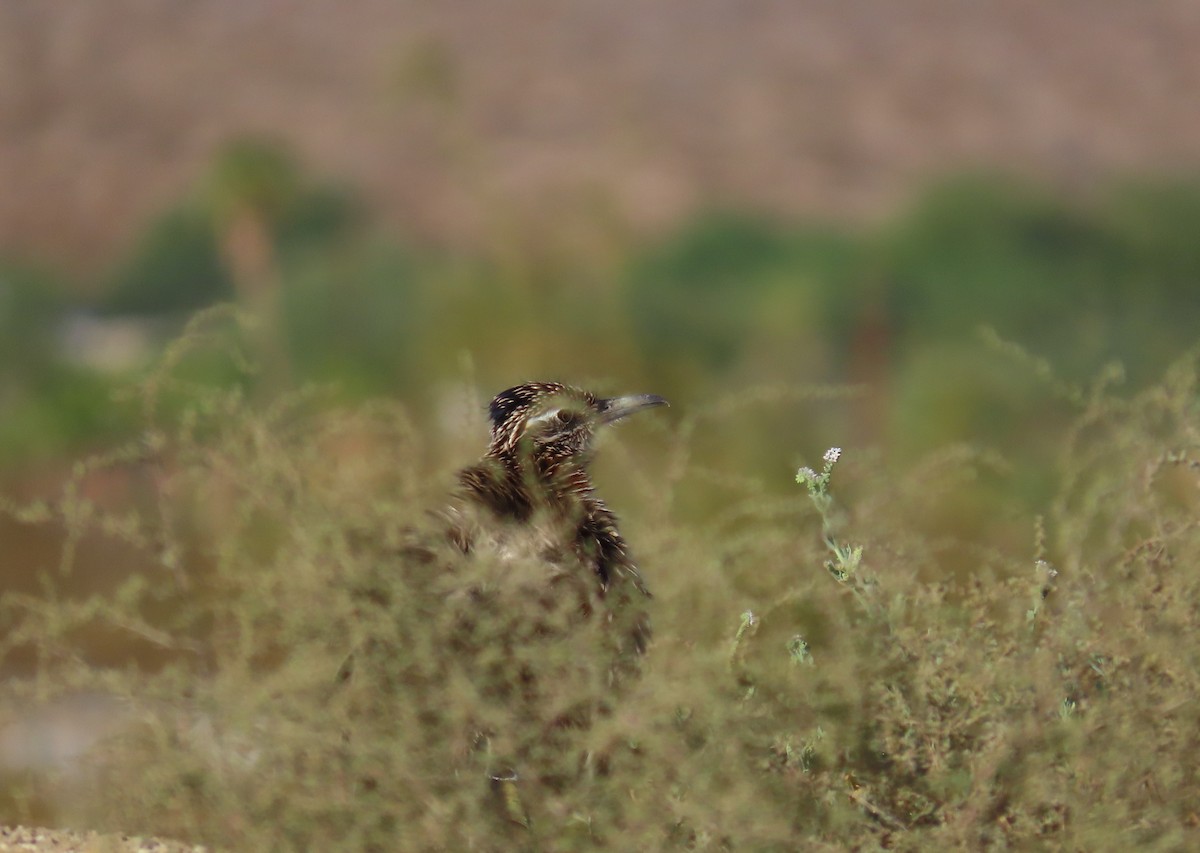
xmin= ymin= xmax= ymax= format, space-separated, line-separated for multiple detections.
xmin=874 ymin=176 xmax=1200 ymax=385
xmin=101 ymin=205 xmax=233 ymax=316
xmin=102 ymin=139 xmax=358 ymax=318
xmin=0 ymin=260 xmax=65 ymax=375
xmin=279 ymin=243 xmax=425 ymax=394
xmin=625 ymin=212 xmax=858 ymax=380
xmin=0 ymin=262 xmax=133 ymax=461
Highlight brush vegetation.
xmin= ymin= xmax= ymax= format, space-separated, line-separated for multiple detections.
xmin=2 ymin=314 xmax=1199 ymax=850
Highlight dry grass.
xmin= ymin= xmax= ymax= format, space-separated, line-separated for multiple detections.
xmin=2 ymin=322 xmax=1200 ymax=850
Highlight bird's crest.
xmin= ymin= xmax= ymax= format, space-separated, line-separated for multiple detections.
xmin=488 ymin=382 xmax=571 ymax=430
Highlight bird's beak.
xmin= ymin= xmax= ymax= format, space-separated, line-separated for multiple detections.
xmin=597 ymin=393 xmax=669 ymax=424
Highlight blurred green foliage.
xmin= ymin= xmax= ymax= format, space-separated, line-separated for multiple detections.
xmin=873 ymin=177 xmax=1199 ymax=382
xmin=4 ymin=147 xmax=1200 ymax=516
xmin=101 ymin=206 xmax=233 ymax=316
xmin=626 ymin=212 xmax=857 ymax=388
xmin=0 ymin=261 xmax=63 ymax=373
xmin=102 ymin=140 xmax=358 ymax=317
xmin=0 ymin=261 xmax=128 ymax=459
xmin=279 ymin=242 xmax=425 ymax=393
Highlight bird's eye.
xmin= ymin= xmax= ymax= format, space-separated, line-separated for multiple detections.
xmin=556 ymin=410 xmax=574 ymax=424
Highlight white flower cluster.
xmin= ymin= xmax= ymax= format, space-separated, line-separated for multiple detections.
xmin=823 ymin=447 xmax=842 ymax=464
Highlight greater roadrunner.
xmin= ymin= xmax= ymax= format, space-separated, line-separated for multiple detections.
xmin=445 ymin=381 xmax=668 ymax=652
xmin=340 ymin=382 xmax=667 ymax=833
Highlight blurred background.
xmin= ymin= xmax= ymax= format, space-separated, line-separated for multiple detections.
xmin=2 ymin=0 xmax=1200 ymax=829
xmin=4 ymin=1 xmax=1200 ymax=456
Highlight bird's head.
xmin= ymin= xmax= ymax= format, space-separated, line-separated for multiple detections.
xmin=487 ymin=382 xmax=668 ymax=471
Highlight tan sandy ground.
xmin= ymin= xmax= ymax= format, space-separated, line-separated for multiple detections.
xmin=3 ymin=0 xmax=1199 ymax=270
xmin=0 ymin=826 xmax=205 ymax=853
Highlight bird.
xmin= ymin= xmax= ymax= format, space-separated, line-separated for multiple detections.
xmin=439 ymin=382 xmax=669 ymax=830
xmin=335 ymin=382 xmax=668 ymax=836
xmin=448 ymin=381 xmax=676 ymax=607
xmin=341 ymin=380 xmax=668 ymax=656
